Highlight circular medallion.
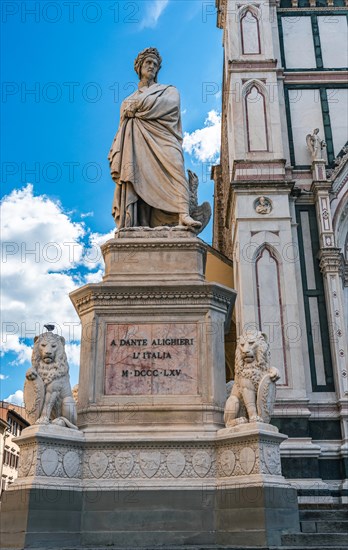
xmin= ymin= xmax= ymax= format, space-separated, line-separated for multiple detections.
xmin=254 ymin=196 xmax=272 ymax=215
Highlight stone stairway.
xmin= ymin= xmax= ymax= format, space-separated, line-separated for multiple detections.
xmin=281 ymin=505 xmax=348 ymax=549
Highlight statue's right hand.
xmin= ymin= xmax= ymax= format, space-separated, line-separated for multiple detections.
xmin=26 ymin=368 xmax=37 ymax=381
xmin=123 ymin=99 xmax=140 ymax=119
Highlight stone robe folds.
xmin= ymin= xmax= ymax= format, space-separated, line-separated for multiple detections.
xmin=108 ymin=83 xmax=190 ymax=228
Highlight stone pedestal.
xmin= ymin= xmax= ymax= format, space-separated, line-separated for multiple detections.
xmin=215 ymin=423 xmax=299 ymax=546
xmin=0 ymin=229 xmax=299 ymax=548
xmin=70 ymin=228 xmax=236 ymax=435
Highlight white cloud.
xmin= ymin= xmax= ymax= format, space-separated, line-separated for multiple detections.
xmin=81 ymin=228 xmax=114 ymax=272
xmin=1 ymin=185 xmax=113 ymax=373
xmin=4 ymin=389 xmax=24 ymax=407
xmin=0 ymin=374 xmax=9 ymax=380
xmin=140 ymin=0 xmax=169 ymax=29
xmin=65 ymin=343 xmax=81 ymax=369
xmin=183 ymin=110 xmax=221 ymax=163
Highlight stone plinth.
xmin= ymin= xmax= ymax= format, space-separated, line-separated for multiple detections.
xmin=217 ymin=422 xmax=286 ymax=481
xmin=311 ymin=159 xmax=327 ymax=182
xmin=214 ymin=423 xmax=299 ymax=546
xmin=69 ymin=229 xmax=236 ymax=434
xmin=102 ymin=226 xmax=207 ymax=284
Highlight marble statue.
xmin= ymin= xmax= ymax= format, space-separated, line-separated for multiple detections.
xmin=306 ymin=128 xmax=326 ymax=161
xmin=108 ymin=47 xmax=203 ymax=230
xmin=255 ymin=196 xmax=272 ymax=214
xmin=224 ymin=331 xmax=280 ymax=427
xmin=24 ymin=326 xmax=78 ymax=429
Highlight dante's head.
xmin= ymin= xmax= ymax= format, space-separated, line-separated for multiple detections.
xmin=134 ymin=47 xmax=162 ymax=82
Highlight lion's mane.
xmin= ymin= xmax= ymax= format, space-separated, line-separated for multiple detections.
xmin=31 ymin=333 xmax=69 ymax=385
xmin=234 ymin=333 xmax=270 ymax=387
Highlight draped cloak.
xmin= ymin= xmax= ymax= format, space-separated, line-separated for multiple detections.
xmin=108 ymin=83 xmax=190 ymax=228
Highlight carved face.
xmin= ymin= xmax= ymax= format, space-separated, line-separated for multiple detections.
xmin=238 ymin=333 xmax=260 ymax=363
xmin=140 ymin=55 xmax=159 ymax=81
xmin=39 ymin=337 xmax=58 ymax=364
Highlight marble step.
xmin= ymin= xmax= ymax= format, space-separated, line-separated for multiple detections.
xmin=8 ymin=548 xmax=348 ymax=550
xmin=282 ymin=533 xmax=348 ymax=546
xmin=300 ymin=520 xmax=348 ymax=533
xmin=300 ymin=509 xmax=348 ymax=522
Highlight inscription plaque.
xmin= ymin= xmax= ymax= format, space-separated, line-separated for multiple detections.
xmin=105 ymin=323 xmax=198 ymax=395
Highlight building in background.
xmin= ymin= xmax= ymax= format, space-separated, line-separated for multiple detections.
xmin=0 ymin=401 xmax=30 ymax=497
xmin=213 ymin=0 xmax=347 ymax=502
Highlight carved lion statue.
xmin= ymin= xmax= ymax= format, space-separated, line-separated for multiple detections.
xmin=224 ymin=331 xmax=280 ymax=427
xmin=24 ymin=330 xmax=77 ymax=429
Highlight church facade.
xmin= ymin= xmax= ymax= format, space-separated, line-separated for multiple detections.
xmin=213 ymin=0 xmax=348 ymax=501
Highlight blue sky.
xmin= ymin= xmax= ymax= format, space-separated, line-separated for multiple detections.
xmin=1 ymin=0 xmax=223 ymax=403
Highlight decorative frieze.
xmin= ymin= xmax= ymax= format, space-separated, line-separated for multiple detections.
xmin=16 ymin=430 xmax=288 ymax=485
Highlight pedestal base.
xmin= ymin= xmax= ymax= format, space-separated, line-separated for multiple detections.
xmin=0 ymin=423 xmax=299 ymax=549
xmin=1 ymin=484 xmax=299 ymax=549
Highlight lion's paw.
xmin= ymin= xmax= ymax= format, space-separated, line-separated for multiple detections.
xmin=269 ymin=367 xmax=280 ymax=382
xmin=249 ymin=415 xmax=263 ymax=423
xmin=25 ymin=368 xmax=37 ymax=381
xmin=235 ymin=417 xmax=248 ymax=425
xmin=36 ymin=416 xmax=50 ymax=425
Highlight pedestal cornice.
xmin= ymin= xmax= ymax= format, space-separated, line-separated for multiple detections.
xmin=70 ymin=282 xmax=235 ymax=316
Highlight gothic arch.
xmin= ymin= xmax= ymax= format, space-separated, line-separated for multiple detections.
xmin=239 ymin=6 xmax=261 ymax=55
xmin=243 ymin=80 xmax=269 ymax=152
xmin=253 ymin=244 xmax=288 ymax=384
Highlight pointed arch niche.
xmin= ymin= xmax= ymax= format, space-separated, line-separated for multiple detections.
xmin=240 ymin=7 xmax=261 ymax=55
xmin=244 ymin=81 xmax=269 ymax=152
xmin=255 ymin=245 xmax=288 ymax=385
